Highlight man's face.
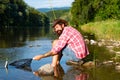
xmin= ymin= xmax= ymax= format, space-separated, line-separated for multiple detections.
xmin=54 ymin=24 xmax=64 ymax=36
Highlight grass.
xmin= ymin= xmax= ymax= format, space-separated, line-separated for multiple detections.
xmin=80 ymin=19 xmax=120 ymax=41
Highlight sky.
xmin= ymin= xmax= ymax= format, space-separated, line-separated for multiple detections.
xmin=24 ymin=0 xmax=74 ymax=9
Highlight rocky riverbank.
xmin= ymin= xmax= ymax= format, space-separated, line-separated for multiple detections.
xmin=85 ymin=39 xmax=120 ymax=54
xmin=66 ymin=38 xmax=120 ymax=72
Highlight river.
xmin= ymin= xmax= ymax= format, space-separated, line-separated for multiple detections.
xmin=0 ymin=28 xmax=120 ymax=80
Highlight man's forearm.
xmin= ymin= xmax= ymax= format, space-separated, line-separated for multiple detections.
xmin=42 ymin=51 xmax=55 ymax=58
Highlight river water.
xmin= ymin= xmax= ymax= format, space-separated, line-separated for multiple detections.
xmin=0 ymin=28 xmax=120 ymax=80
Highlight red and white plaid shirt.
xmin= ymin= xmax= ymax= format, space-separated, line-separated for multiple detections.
xmin=51 ymin=26 xmax=89 ymax=59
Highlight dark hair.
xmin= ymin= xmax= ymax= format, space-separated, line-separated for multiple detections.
xmin=52 ymin=19 xmax=68 ymax=28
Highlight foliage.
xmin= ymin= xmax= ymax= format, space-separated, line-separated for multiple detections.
xmin=46 ymin=9 xmax=70 ymax=22
xmin=0 ymin=0 xmax=49 ymax=27
xmin=0 ymin=0 xmax=50 ymax=41
xmin=81 ymin=19 xmax=120 ymax=40
xmin=71 ymin=0 xmax=120 ymax=26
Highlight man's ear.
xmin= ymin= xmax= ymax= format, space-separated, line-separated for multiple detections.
xmin=62 ymin=24 xmax=65 ymax=28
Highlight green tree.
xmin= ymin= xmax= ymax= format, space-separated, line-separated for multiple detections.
xmin=0 ymin=0 xmax=50 ymax=38
xmin=71 ymin=0 xmax=95 ymax=26
xmin=71 ymin=0 xmax=120 ymax=26
xmin=94 ymin=0 xmax=120 ymax=20
xmin=0 ymin=0 xmax=49 ymax=27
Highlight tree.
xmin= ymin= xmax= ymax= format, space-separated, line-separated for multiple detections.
xmin=0 ymin=0 xmax=49 ymax=27
xmin=71 ymin=0 xmax=120 ymax=26
xmin=71 ymin=0 xmax=95 ymax=26
xmin=0 ymin=0 xmax=50 ymax=37
xmin=94 ymin=0 xmax=120 ymax=20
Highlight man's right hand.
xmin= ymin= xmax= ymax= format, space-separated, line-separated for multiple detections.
xmin=33 ymin=55 xmax=43 ymax=60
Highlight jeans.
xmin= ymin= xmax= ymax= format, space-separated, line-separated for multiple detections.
xmin=62 ymin=46 xmax=79 ymax=61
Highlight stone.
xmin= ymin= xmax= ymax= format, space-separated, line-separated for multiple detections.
xmin=115 ymin=65 xmax=120 ymax=72
xmin=37 ymin=64 xmax=54 ymax=76
xmin=82 ymin=61 xmax=95 ymax=68
xmin=66 ymin=60 xmax=83 ymax=66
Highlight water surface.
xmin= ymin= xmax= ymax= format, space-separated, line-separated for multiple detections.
xmin=0 ymin=30 xmax=120 ymax=80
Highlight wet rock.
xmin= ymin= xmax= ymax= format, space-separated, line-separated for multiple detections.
xmin=35 ymin=64 xmax=54 ymax=76
xmin=66 ymin=60 xmax=83 ymax=66
xmin=115 ymin=62 xmax=120 ymax=65
xmin=102 ymin=61 xmax=114 ymax=66
xmin=84 ymin=39 xmax=90 ymax=44
xmin=36 ymin=45 xmax=41 ymax=47
xmin=66 ymin=60 xmax=95 ymax=69
xmin=106 ymin=46 xmax=114 ymax=50
xmin=29 ymin=45 xmax=33 ymax=47
xmin=115 ymin=65 xmax=120 ymax=72
xmin=90 ymin=39 xmax=97 ymax=45
xmin=82 ymin=61 xmax=95 ymax=68
xmin=115 ymin=51 xmax=120 ymax=54
xmin=97 ymin=39 xmax=106 ymax=46
xmin=39 ymin=76 xmax=56 ymax=80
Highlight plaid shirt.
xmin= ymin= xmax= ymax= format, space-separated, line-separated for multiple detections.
xmin=51 ymin=26 xmax=89 ymax=59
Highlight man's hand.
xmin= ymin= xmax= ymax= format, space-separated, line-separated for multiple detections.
xmin=33 ymin=55 xmax=43 ymax=60
xmin=33 ymin=51 xmax=55 ymax=60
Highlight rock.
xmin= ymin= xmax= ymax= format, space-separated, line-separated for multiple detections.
xmin=98 ymin=41 xmax=105 ymax=46
xmin=102 ymin=61 xmax=114 ymax=66
xmin=40 ymin=76 xmax=55 ymax=80
xmin=115 ymin=51 xmax=120 ymax=54
xmin=115 ymin=65 xmax=120 ymax=72
xmin=66 ymin=60 xmax=83 ymax=66
xmin=106 ymin=46 xmax=114 ymax=49
xmin=36 ymin=45 xmax=41 ymax=47
xmin=29 ymin=45 xmax=33 ymax=47
xmin=90 ymin=39 xmax=97 ymax=45
xmin=82 ymin=61 xmax=95 ymax=68
xmin=84 ymin=39 xmax=89 ymax=44
xmin=36 ymin=64 xmax=54 ymax=76
xmin=66 ymin=60 xmax=95 ymax=69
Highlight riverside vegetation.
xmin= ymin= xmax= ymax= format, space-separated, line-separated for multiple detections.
xmin=81 ymin=19 xmax=120 ymax=41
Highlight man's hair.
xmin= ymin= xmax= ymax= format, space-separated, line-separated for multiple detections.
xmin=52 ymin=19 xmax=68 ymax=28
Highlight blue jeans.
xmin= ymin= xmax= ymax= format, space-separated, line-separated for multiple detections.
xmin=62 ymin=46 xmax=79 ymax=61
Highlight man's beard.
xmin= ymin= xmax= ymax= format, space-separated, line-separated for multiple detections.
xmin=56 ymin=30 xmax=63 ymax=36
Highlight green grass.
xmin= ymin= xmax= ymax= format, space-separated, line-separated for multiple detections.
xmin=80 ymin=19 xmax=120 ymax=40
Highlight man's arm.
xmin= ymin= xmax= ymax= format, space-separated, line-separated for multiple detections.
xmin=33 ymin=51 xmax=56 ymax=60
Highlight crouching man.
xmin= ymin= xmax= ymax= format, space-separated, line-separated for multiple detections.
xmin=33 ymin=19 xmax=89 ymax=77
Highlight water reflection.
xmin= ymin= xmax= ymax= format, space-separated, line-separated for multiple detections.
xmin=0 ymin=26 xmax=120 ymax=80
xmin=33 ymin=64 xmax=89 ymax=80
xmin=75 ymin=73 xmax=89 ymax=80
xmin=33 ymin=64 xmax=64 ymax=80
xmin=0 ymin=39 xmax=53 ymax=80
xmin=0 ymin=27 xmax=49 ymax=48
xmin=63 ymin=68 xmax=89 ymax=80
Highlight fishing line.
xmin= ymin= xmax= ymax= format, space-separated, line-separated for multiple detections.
xmin=49 ymin=0 xmax=56 ymax=20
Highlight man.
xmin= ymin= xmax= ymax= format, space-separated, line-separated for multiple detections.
xmin=33 ymin=19 xmax=89 ymax=68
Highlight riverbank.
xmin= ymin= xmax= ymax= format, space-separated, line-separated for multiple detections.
xmin=79 ymin=20 xmax=120 ymax=72
xmin=81 ymin=19 xmax=120 ymax=41
xmin=81 ymin=19 xmax=120 ymax=60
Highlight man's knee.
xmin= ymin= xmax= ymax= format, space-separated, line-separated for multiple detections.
xmin=52 ymin=39 xmax=58 ymax=46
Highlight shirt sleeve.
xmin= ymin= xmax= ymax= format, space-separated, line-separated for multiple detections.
xmin=51 ymin=28 xmax=70 ymax=53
